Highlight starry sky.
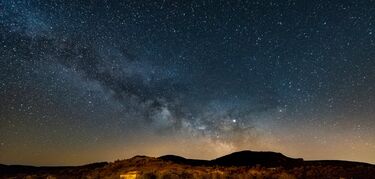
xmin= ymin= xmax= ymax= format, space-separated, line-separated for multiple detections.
xmin=0 ymin=0 xmax=374 ymax=165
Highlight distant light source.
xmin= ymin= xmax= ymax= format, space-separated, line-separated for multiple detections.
xmin=120 ymin=171 xmax=139 ymax=179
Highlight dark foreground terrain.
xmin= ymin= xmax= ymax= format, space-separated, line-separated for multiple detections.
xmin=1 ymin=150 xmax=375 ymax=179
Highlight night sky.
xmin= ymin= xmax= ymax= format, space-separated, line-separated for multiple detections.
xmin=1 ymin=0 xmax=375 ymax=165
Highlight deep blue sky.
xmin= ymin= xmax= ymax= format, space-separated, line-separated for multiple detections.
xmin=1 ymin=0 xmax=374 ymax=165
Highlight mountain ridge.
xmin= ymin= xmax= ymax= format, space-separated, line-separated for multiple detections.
xmin=1 ymin=150 xmax=375 ymax=178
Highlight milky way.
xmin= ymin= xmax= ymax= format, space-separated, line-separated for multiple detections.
xmin=1 ymin=0 xmax=375 ymax=165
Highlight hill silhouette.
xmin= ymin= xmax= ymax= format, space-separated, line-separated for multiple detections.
xmin=1 ymin=150 xmax=375 ymax=178
xmin=212 ymin=150 xmax=304 ymax=167
xmin=158 ymin=150 xmax=303 ymax=168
